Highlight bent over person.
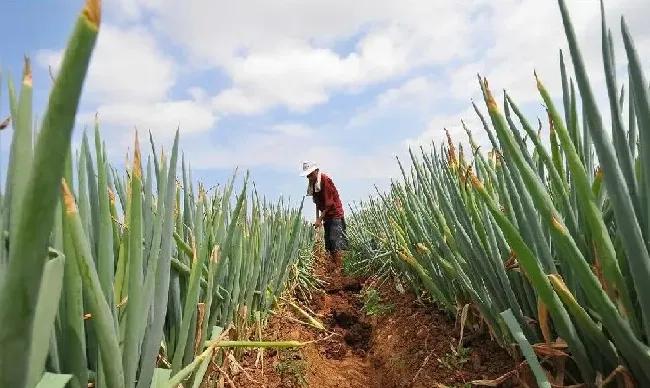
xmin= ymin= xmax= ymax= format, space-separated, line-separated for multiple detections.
xmin=301 ymin=161 xmax=347 ymax=275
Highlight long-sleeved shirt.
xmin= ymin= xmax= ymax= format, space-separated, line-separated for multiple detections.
xmin=311 ymin=173 xmax=344 ymax=219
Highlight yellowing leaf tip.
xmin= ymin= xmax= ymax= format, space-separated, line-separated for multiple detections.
xmin=107 ymin=188 xmax=115 ymax=203
xmin=83 ymin=0 xmax=102 ymax=28
xmin=482 ymin=78 xmax=498 ymax=111
xmin=211 ymin=245 xmax=221 ymax=264
xmin=595 ymin=166 xmax=603 ymax=179
xmin=22 ymin=56 xmax=33 ymax=87
xmin=133 ymin=131 xmax=142 ymax=178
xmin=551 ymin=216 xmax=568 ymax=234
xmin=470 ymin=172 xmax=483 ymax=190
xmin=62 ymin=179 xmax=78 ymax=214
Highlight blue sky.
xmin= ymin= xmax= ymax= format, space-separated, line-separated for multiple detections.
xmin=1 ymin=0 xmax=648 ymax=219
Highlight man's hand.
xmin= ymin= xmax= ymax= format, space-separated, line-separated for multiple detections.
xmin=313 ymin=217 xmax=323 ymax=228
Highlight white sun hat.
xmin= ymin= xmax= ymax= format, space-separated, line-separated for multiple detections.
xmin=300 ymin=161 xmax=318 ymax=177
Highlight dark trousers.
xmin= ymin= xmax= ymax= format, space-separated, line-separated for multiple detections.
xmin=323 ymin=217 xmax=347 ymax=253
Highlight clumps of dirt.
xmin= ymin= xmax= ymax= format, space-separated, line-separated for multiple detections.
xmin=324 ymin=276 xmax=364 ymax=294
xmin=332 ymin=308 xmax=358 ymax=328
xmin=344 ymin=321 xmax=372 ymax=351
xmin=320 ymin=278 xmax=375 ymax=361
xmin=328 ymin=303 xmax=372 ymax=352
xmin=230 ymin=253 xmax=517 ymax=388
xmin=341 ymin=280 xmax=363 ymax=293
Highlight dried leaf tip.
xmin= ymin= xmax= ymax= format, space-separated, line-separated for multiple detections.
xmin=133 ymin=132 xmax=142 ymax=178
xmin=398 ymin=250 xmax=416 ymax=265
xmin=94 ymin=111 xmax=99 ymax=126
xmin=83 ymin=0 xmax=102 ymax=28
xmin=444 ymin=128 xmax=458 ymax=168
xmin=199 ymin=183 xmax=207 ymax=201
xmin=595 ymin=166 xmax=603 ymax=179
xmin=548 ymin=274 xmax=570 ymax=294
xmin=551 ymin=216 xmax=567 ymax=234
xmin=416 ymin=243 xmax=429 ymax=253
xmin=482 ymin=78 xmax=498 ymax=111
xmin=107 ymin=188 xmax=116 ymax=203
xmin=117 ymin=296 xmax=128 ymax=309
xmin=470 ymin=171 xmax=483 ymax=190
xmin=22 ymin=56 xmax=33 ymax=87
xmin=211 ymin=245 xmax=221 ymax=264
xmin=62 ymin=179 xmax=78 ymax=214
xmin=460 ymin=165 xmax=473 ymax=185
xmin=547 ymin=110 xmax=556 ymax=133
xmin=190 ymin=233 xmax=198 ymax=265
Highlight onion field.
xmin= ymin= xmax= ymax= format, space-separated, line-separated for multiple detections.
xmin=0 ymin=0 xmax=649 ymax=387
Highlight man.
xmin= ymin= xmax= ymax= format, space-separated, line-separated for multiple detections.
xmin=300 ymin=161 xmax=347 ymax=275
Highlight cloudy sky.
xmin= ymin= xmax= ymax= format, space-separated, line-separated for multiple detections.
xmin=0 ymin=0 xmax=648 ymax=218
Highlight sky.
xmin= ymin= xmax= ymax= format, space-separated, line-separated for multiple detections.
xmin=0 ymin=0 xmax=649 ymax=219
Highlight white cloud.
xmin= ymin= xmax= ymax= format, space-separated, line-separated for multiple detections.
xmin=104 ymin=0 xmax=146 ymax=21
xmin=38 ymin=25 xmax=176 ymax=104
xmin=37 ymin=24 xmax=217 ymax=147
xmin=375 ymin=77 xmax=439 ymax=108
xmin=33 ymin=0 xmax=650 ymax=203
xmin=77 ymin=100 xmax=217 ymax=141
xmin=124 ymin=0 xmax=649 ymax=119
xmin=405 ymin=107 xmax=481 ymax=150
xmin=269 ymin=123 xmax=313 ymax=137
xmin=354 ymin=0 xmax=650 ymax=162
xmin=112 ymin=0 xmax=488 ymax=115
xmin=446 ymin=0 xmax=650 ymax=105
xmin=140 ymin=0 xmax=483 ymax=64
xmin=347 ymin=76 xmax=442 ymax=129
xmin=210 ymin=30 xmax=420 ymax=115
xmin=176 ymin=121 xmax=400 ymax=182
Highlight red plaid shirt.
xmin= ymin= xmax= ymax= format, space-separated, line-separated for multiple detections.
xmin=311 ymin=173 xmax=344 ymax=219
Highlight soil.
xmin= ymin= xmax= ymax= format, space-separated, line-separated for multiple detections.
xmin=228 ymin=253 xmax=518 ymax=388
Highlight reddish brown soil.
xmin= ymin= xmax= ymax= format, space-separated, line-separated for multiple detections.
xmin=229 ymin=255 xmax=517 ymax=388
xmin=366 ymin=284 xmax=514 ymax=388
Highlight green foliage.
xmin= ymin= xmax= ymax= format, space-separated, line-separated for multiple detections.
xmin=275 ymin=349 xmax=308 ymax=388
xmin=348 ymin=0 xmax=650 ymax=386
xmin=438 ymin=345 xmax=471 ymax=371
xmin=360 ymin=288 xmax=394 ymax=317
xmin=0 ymin=2 xmax=315 ymax=387
xmin=341 ymin=250 xmax=367 ymax=277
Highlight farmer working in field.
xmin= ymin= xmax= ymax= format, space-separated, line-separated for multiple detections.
xmin=301 ymin=161 xmax=347 ymax=275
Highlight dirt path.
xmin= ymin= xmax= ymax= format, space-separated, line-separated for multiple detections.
xmin=230 ymin=255 xmax=516 ymax=388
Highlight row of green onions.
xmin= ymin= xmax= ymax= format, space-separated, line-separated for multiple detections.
xmin=348 ymin=0 xmax=650 ymax=386
xmin=0 ymin=1 xmax=315 ymax=387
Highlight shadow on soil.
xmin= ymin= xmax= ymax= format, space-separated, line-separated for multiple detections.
xmin=231 ymin=253 xmax=518 ymax=388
